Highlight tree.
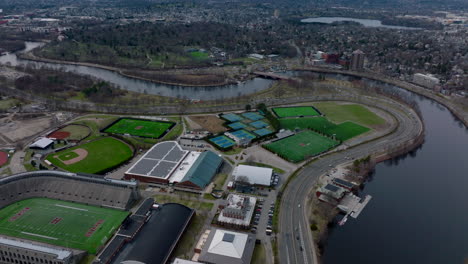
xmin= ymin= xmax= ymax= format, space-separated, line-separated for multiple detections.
xmin=245 ymin=104 xmax=251 ymax=111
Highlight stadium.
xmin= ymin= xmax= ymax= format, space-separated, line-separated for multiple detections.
xmin=0 ymin=171 xmax=140 ymax=264
xmin=0 ymin=171 xmax=195 ymax=264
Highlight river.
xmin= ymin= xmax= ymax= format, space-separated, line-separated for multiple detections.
xmin=0 ymin=42 xmax=273 ymax=100
xmin=322 ymin=77 xmax=468 ymax=263
xmin=301 ymin=17 xmax=421 ymax=30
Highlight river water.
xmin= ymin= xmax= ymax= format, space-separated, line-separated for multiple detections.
xmin=2 ymin=43 xmax=467 ymax=262
xmin=301 ymin=17 xmax=421 ymax=30
xmin=322 ymin=79 xmax=468 ymax=263
xmin=0 ymin=42 xmax=273 ymax=100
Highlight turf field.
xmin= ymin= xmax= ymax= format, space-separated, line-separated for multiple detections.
xmin=46 ymin=137 xmax=133 ymax=174
xmin=272 ymin=106 xmax=320 ymax=118
xmin=104 ymin=118 xmax=174 ymax=138
xmin=0 ymin=198 xmax=128 ymax=254
xmin=279 ymin=117 xmax=370 ymax=141
xmin=264 ymin=131 xmax=339 ymax=162
xmin=55 ymin=124 xmax=90 ymax=141
xmin=312 ymin=102 xmax=385 ymax=127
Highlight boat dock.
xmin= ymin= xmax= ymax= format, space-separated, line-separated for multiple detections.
xmin=337 ymin=194 xmax=372 ymax=225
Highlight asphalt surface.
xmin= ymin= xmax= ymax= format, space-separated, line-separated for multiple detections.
xmin=278 ymin=97 xmax=424 ymax=264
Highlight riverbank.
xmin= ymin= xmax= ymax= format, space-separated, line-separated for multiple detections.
xmin=18 ymin=52 xmax=247 ymax=87
xmin=295 ymin=66 xmax=468 ymax=128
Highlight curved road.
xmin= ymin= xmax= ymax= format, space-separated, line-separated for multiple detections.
xmin=278 ymin=96 xmax=424 ymax=264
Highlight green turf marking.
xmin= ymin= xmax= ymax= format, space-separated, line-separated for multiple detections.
xmin=313 ymin=102 xmax=385 ymax=127
xmin=104 ymin=118 xmax=174 ymax=138
xmin=264 ymin=130 xmax=339 ymax=162
xmin=0 ymin=198 xmax=128 ymax=254
xmin=272 ymin=106 xmax=320 ymax=118
xmin=46 ymin=137 xmax=133 ymax=174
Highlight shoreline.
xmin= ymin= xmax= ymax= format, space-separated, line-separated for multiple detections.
xmin=17 ymin=52 xmax=243 ymax=88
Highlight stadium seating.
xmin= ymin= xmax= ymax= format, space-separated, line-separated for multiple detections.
xmin=0 ymin=171 xmax=139 ymax=210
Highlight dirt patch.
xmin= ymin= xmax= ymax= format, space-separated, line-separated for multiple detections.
xmin=189 ymin=115 xmax=227 ymax=133
xmin=57 ymin=149 xmax=88 ymax=165
xmin=47 ymin=131 xmax=71 ymax=139
xmin=0 ymin=152 xmax=7 ymax=166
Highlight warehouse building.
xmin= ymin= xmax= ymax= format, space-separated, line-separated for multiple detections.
xmin=232 ymin=165 xmax=273 ymax=186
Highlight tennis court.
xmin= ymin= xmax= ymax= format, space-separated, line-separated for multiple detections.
xmin=241 ymin=112 xmax=264 ymax=121
xmin=221 ymin=113 xmax=243 ymax=122
xmin=231 ymin=129 xmax=256 ymax=140
xmin=228 ymin=122 xmax=247 ymax=130
xmin=254 ymin=128 xmax=273 ymax=137
xmin=209 ymin=135 xmax=236 ymax=148
xmin=250 ymin=120 xmax=269 ymax=129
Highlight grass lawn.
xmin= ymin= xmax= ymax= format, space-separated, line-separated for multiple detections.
xmin=0 ymin=198 xmax=128 ymax=254
xmin=252 ymin=243 xmax=267 ymax=264
xmin=272 ymin=106 xmax=320 ymax=118
xmin=190 ymin=51 xmax=209 ymax=60
xmin=279 ymin=117 xmax=370 ymax=141
xmin=213 ymin=173 xmax=228 ymax=189
xmin=57 ymin=124 xmax=91 ymax=141
xmin=264 ymin=130 xmax=339 ymax=162
xmin=313 ymin=102 xmax=385 ymax=127
xmin=46 ymin=137 xmax=133 ymax=174
xmin=324 ymin=121 xmax=370 ymax=141
xmin=104 ymin=118 xmax=174 ymax=138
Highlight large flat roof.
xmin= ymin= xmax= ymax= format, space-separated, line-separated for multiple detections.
xmin=126 ymin=141 xmax=188 ymax=179
xmin=233 ymin=165 xmax=272 ymax=186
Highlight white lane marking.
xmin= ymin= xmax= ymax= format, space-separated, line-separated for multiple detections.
xmin=55 ymin=204 xmax=88 ymax=211
xmin=298 ymin=222 xmax=308 ymax=264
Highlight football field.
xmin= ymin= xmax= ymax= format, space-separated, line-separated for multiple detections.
xmin=0 ymin=198 xmax=128 ymax=254
xmin=265 ymin=131 xmax=339 ymax=162
xmin=104 ymin=118 xmax=174 ymax=138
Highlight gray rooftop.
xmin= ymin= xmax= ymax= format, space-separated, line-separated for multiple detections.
xmin=126 ymin=141 xmax=188 ymax=179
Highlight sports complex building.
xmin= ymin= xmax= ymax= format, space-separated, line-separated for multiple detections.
xmin=124 ymin=141 xmax=223 ymax=192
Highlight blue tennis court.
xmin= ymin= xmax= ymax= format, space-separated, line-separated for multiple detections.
xmin=231 ymin=129 xmax=256 ymax=140
xmin=254 ymin=128 xmax=273 ymax=137
xmin=228 ymin=122 xmax=247 ymax=130
xmin=250 ymin=120 xmax=268 ymax=129
xmin=221 ymin=113 xmax=243 ymax=122
xmin=209 ymin=135 xmax=236 ymax=148
xmin=241 ymin=112 xmax=264 ymax=121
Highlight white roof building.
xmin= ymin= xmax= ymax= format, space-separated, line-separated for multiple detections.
xmin=29 ymin=138 xmax=54 ymax=149
xmin=198 ymin=229 xmax=255 ymax=264
xmin=232 ymin=165 xmax=273 ymax=186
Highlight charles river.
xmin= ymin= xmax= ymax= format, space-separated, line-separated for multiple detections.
xmin=1 ymin=44 xmax=467 ymax=263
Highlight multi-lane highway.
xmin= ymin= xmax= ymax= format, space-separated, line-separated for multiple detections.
xmin=278 ymin=97 xmax=424 ymax=264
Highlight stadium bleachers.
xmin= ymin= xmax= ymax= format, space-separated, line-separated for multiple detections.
xmin=0 ymin=171 xmax=139 ymax=211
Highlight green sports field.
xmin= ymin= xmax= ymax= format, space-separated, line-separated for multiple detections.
xmin=46 ymin=137 xmax=133 ymax=174
xmin=279 ymin=117 xmax=370 ymax=141
xmin=312 ymin=102 xmax=385 ymax=127
xmin=0 ymin=198 xmax=128 ymax=254
xmin=264 ymin=130 xmax=339 ymax=162
xmin=104 ymin=118 xmax=174 ymax=138
xmin=272 ymin=106 xmax=320 ymax=118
